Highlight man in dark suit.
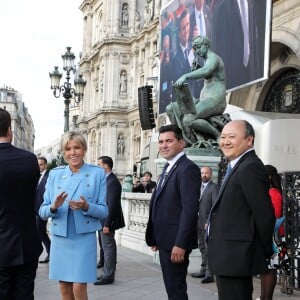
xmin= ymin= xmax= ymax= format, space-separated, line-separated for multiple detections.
xmin=94 ymin=156 xmax=125 ymax=285
xmin=212 ymin=0 xmax=266 ymax=90
xmin=189 ymin=0 xmax=213 ymax=96
xmin=191 ymin=166 xmax=218 ymax=283
xmin=36 ymin=156 xmax=51 ymax=263
xmin=172 ymin=9 xmax=195 ymax=95
xmin=207 ymin=120 xmax=275 ymax=300
xmin=146 ymin=124 xmax=200 ymax=300
xmin=0 ymin=108 xmax=43 ymax=299
xmin=189 ymin=0 xmax=212 ymax=42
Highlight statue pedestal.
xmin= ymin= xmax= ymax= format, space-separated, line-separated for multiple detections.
xmin=184 ymin=147 xmax=222 ymax=182
xmin=155 ymin=148 xmax=222 ymax=182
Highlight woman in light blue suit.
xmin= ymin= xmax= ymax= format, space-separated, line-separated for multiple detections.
xmin=39 ymin=131 xmax=107 ymax=300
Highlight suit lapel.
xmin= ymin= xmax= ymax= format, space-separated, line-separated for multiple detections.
xmin=200 ymin=181 xmax=212 ymax=201
xmin=154 ymin=155 xmax=185 ymax=199
xmin=213 ymin=151 xmax=255 ymax=208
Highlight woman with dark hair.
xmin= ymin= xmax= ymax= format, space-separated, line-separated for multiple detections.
xmin=258 ymin=164 xmax=284 ymax=300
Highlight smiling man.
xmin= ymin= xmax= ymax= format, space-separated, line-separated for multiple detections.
xmin=207 ymin=120 xmax=275 ymax=300
xmin=145 ymin=124 xmax=200 ymax=300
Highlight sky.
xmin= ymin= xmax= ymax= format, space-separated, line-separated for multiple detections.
xmin=0 ymin=0 xmax=83 ymax=149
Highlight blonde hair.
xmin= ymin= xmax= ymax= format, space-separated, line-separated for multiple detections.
xmin=61 ymin=131 xmax=87 ymax=153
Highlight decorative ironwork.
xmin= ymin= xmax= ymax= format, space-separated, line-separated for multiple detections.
xmin=217 ymin=154 xmax=228 ymax=185
xmin=263 ymin=69 xmax=300 ymax=113
xmin=281 ymin=172 xmax=300 ymax=294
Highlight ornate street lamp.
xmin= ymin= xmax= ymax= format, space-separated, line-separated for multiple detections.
xmin=49 ymin=47 xmax=86 ymax=132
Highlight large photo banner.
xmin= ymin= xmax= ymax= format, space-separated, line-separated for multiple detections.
xmin=159 ymin=0 xmax=272 ymax=114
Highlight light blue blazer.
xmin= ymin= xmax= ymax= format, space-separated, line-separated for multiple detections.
xmin=39 ymin=163 xmax=108 ymax=237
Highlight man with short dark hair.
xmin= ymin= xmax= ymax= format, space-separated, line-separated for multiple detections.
xmin=133 ymin=171 xmax=156 ymax=193
xmin=146 ymin=124 xmax=200 ymax=300
xmin=0 ymin=108 xmax=43 ymax=299
xmin=94 ymin=156 xmax=125 ymax=285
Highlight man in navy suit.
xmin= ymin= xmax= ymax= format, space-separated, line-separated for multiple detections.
xmin=207 ymin=120 xmax=275 ymax=300
xmin=94 ymin=156 xmax=125 ymax=285
xmin=0 ymin=108 xmax=43 ymax=299
xmin=191 ymin=166 xmax=218 ymax=283
xmin=146 ymin=124 xmax=200 ymax=300
xmin=36 ymin=156 xmax=51 ymax=263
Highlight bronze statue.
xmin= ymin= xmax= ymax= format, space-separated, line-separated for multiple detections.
xmin=166 ymin=35 xmax=229 ymax=148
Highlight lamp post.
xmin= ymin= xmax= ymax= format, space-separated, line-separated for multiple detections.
xmin=49 ymin=47 xmax=86 ymax=132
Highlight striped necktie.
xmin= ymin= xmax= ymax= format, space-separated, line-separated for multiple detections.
xmin=158 ymin=162 xmax=169 ymax=189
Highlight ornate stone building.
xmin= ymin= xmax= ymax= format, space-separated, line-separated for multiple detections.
xmin=71 ymin=0 xmax=299 ymax=179
xmin=0 ymin=86 xmax=35 ymax=151
xmin=75 ymin=0 xmax=163 ymax=178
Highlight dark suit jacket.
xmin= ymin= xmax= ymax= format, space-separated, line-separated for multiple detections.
xmin=198 ymin=180 xmax=219 ymax=230
xmin=207 ymin=151 xmax=275 ymax=276
xmin=0 ymin=143 xmax=43 ymax=267
xmin=212 ymin=0 xmax=266 ymax=89
xmin=172 ymin=41 xmax=194 ymax=80
xmin=145 ymin=155 xmax=200 ymax=251
xmin=103 ymin=172 xmax=125 ymax=231
xmin=189 ymin=4 xmax=212 ymax=42
xmin=35 ymin=170 xmax=49 ymax=213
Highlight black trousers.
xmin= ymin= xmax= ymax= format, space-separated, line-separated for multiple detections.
xmin=216 ymin=275 xmax=253 ymax=300
xmin=36 ymin=216 xmax=51 ymax=255
xmin=159 ymin=249 xmax=190 ymax=300
xmin=0 ymin=261 xmax=38 ymax=300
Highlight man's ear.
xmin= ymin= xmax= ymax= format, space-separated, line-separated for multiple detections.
xmin=7 ymin=126 xmax=13 ymax=142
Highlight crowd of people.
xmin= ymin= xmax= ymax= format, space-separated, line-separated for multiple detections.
xmin=0 ymin=106 xmax=285 ymax=300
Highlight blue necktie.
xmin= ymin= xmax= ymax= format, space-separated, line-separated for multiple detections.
xmin=158 ymin=162 xmax=169 ymax=190
xmin=222 ymin=163 xmax=232 ymax=184
xmin=184 ymin=48 xmax=189 ymax=66
xmin=152 ymin=162 xmax=169 ymax=221
xmin=199 ymin=11 xmax=206 ymax=36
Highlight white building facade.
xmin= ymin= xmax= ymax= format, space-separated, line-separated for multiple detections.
xmin=37 ymin=0 xmax=300 ymax=179
xmin=71 ymin=0 xmax=300 ymax=179
xmin=0 ymin=86 xmax=35 ymax=152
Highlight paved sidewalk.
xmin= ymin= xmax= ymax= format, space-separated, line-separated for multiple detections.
xmin=35 ymin=246 xmax=299 ymax=299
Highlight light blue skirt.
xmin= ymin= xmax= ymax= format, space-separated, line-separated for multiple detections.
xmin=49 ymin=232 xmax=97 ymax=283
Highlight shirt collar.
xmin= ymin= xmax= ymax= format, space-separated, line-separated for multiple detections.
xmin=166 ymin=151 xmax=184 ymax=172
xmin=229 ymin=148 xmax=254 ymax=169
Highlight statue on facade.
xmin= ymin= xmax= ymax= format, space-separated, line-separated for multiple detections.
xmin=120 ymin=70 xmax=127 ymax=93
xmin=144 ymin=0 xmax=153 ymax=25
xmin=134 ymin=11 xmax=141 ymax=33
xmin=117 ymin=134 xmax=125 ymax=155
xmin=121 ymin=3 xmax=129 ymax=28
xmin=166 ymin=35 xmax=230 ymax=148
